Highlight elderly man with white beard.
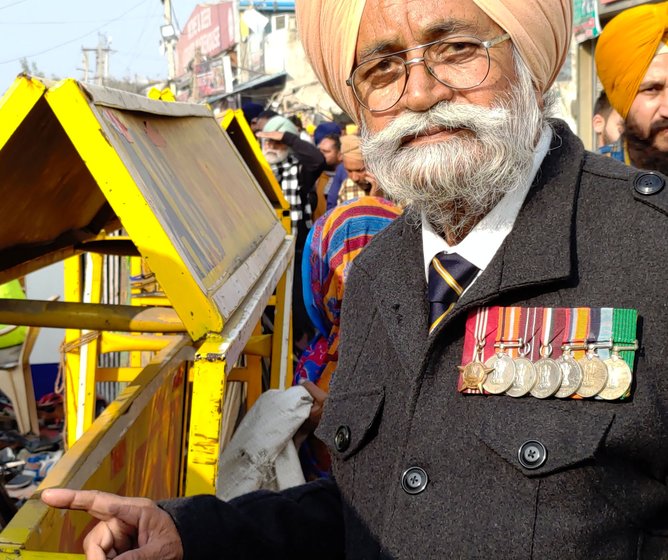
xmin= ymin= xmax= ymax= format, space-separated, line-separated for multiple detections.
xmin=41 ymin=1 xmax=668 ymax=559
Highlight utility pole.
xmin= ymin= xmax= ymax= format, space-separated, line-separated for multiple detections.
xmin=161 ymin=0 xmax=178 ymax=83
xmin=81 ymin=33 xmax=113 ymax=85
xmin=81 ymin=50 xmax=90 ymax=83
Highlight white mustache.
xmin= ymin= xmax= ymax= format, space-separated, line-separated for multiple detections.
xmin=363 ymin=102 xmax=509 ymax=153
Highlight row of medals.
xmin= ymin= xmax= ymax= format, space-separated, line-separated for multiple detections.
xmin=460 ymin=342 xmax=637 ymax=400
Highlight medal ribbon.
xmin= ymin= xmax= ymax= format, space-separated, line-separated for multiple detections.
xmin=551 ymin=308 xmax=567 ymax=359
xmin=598 ymin=308 xmax=614 ymax=360
xmin=569 ymin=308 xmax=590 ymax=400
xmin=518 ymin=307 xmax=535 ymax=358
xmin=504 ymin=307 xmax=521 ymax=357
xmin=540 ymin=307 xmax=565 ymax=357
xmin=612 ymin=308 xmax=638 ymax=369
xmin=528 ymin=307 xmax=540 ymax=361
xmin=612 ymin=308 xmax=638 ymax=401
xmin=562 ymin=307 xmax=573 ymax=349
xmin=591 ymin=308 xmax=614 ymax=401
xmin=587 ymin=307 xmax=601 ymax=346
xmin=494 ymin=306 xmax=507 ymax=354
xmin=567 ymin=307 xmax=590 ymax=360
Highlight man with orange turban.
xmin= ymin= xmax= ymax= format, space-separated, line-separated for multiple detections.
xmin=596 ymin=1 xmax=668 ymax=172
xmin=335 ymin=134 xmax=374 ymax=203
xmin=42 ymin=1 xmax=668 ymax=559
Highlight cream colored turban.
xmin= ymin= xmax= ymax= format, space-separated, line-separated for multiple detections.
xmin=296 ymin=0 xmax=572 ymax=122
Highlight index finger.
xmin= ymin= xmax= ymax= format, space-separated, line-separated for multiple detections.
xmin=41 ymin=488 xmax=142 ymax=523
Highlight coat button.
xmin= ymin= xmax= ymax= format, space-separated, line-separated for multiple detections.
xmin=634 ymin=172 xmax=665 ymax=195
xmin=334 ymin=425 xmax=351 ymax=452
xmin=518 ymin=440 xmax=547 ymax=470
xmin=401 ymin=466 xmax=428 ymax=495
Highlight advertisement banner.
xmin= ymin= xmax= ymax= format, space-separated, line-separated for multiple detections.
xmin=573 ymin=0 xmax=601 ymax=43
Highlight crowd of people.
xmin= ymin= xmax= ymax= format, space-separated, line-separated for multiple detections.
xmin=240 ymin=100 xmax=403 ymax=365
xmin=40 ymin=0 xmax=667 ymax=559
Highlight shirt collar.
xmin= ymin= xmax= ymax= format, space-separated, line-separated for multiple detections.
xmin=422 ymin=126 xmax=553 ymax=280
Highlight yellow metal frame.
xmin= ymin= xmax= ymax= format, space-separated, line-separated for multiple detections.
xmin=184 ymin=335 xmax=226 ymax=496
xmin=43 ymin=79 xmax=221 ymax=341
xmin=220 ymin=109 xmax=294 ymax=386
xmin=0 ymin=337 xmax=191 ymax=558
xmin=0 ymin=75 xmax=45 ymax=152
xmin=0 ymin=76 xmax=297 ymax=556
xmin=220 ymin=109 xmax=292 ymax=234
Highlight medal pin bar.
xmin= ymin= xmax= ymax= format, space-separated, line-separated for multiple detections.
xmin=507 ymin=307 xmax=538 ymax=398
xmin=576 ymin=308 xmax=610 ymax=398
xmin=561 ymin=307 xmax=590 ymax=400
xmin=484 ymin=307 xmax=520 ymax=394
xmin=600 ymin=308 xmax=638 ymax=401
xmin=458 ymin=307 xmax=496 ymax=394
xmin=556 ymin=308 xmax=584 ymax=398
xmin=531 ymin=307 xmax=564 ymax=399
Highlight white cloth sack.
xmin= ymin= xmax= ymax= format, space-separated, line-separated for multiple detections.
xmin=216 ymin=385 xmax=313 ymax=501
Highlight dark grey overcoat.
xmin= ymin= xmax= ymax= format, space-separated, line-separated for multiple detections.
xmin=161 ymin=121 xmax=668 ymax=559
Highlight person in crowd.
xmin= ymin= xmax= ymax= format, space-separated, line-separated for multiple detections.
xmin=335 ymin=134 xmax=377 ymax=204
xmin=596 ymin=1 xmax=668 ymax=173
xmin=289 ymin=114 xmax=315 ymax=144
xmin=313 ymin=121 xmax=342 ymax=146
xmin=241 ymin=101 xmax=263 ymax=129
xmin=592 ymin=90 xmax=624 ymax=155
xmin=250 ymin=109 xmax=278 ymax=134
xmin=312 ymin=133 xmax=344 ymax=220
xmin=257 ymin=115 xmax=325 ymax=353
xmin=314 ymin=122 xmax=349 ymax=211
xmin=257 ymin=115 xmax=324 ymax=246
xmin=294 ymin=196 xmax=402 ymax=479
xmin=42 ymin=0 xmax=667 ymax=558
xmin=318 ymin=133 xmax=343 ymax=172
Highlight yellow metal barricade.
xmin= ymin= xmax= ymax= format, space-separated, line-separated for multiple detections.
xmin=0 ymin=75 xmax=296 ymax=556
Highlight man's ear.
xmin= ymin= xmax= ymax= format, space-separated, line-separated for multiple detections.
xmin=592 ymin=114 xmax=605 ymax=134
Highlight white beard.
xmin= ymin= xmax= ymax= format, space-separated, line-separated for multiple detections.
xmin=264 ymin=147 xmax=289 ymax=164
xmin=360 ymin=56 xmax=546 ymax=239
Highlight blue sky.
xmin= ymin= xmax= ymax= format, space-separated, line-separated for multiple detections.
xmin=0 ymin=0 xmax=203 ymax=94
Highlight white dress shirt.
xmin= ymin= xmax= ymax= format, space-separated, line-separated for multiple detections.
xmin=422 ymin=127 xmax=553 ymax=289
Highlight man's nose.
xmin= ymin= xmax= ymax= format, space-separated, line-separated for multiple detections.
xmin=402 ymin=61 xmax=455 ymax=112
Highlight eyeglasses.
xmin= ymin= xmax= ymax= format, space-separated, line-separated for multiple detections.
xmin=346 ymin=33 xmax=511 ymax=113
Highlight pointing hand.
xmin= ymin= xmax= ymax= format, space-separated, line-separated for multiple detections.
xmin=41 ymin=488 xmax=184 ymax=560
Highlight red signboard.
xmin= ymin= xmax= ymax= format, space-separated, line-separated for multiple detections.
xmin=176 ymin=2 xmax=235 ymax=77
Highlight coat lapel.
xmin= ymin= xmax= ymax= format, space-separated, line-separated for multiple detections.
xmin=456 ymin=121 xmax=583 ymax=313
xmin=371 ymin=218 xmax=430 ymax=378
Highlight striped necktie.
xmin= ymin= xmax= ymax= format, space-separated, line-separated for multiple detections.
xmin=428 ymin=252 xmax=479 ymax=334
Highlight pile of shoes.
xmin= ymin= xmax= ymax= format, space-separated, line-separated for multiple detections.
xmin=0 ymin=391 xmax=65 ymax=505
xmin=3 ymin=447 xmax=63 ymax=499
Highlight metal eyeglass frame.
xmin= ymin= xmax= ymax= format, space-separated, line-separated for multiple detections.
xmin=346 ymin=32 xmax=511 ymax=112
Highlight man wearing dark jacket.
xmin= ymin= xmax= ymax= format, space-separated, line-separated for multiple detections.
xmin=257 ymin=115 xmax=325 ymax=350
xmin=42 ymin=0 xmax=667 ymax=559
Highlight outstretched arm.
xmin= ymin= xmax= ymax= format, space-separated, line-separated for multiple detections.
xmin=41 ymin=488 xmax=183 ymax=560
xmin=42 ymin=478 xmax=344 ymax=560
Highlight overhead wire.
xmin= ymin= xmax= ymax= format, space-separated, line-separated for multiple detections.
xmin=123 ymin=0 xmax=162 ymax=72
xmin=0 ymin=0 xmax=149 ymax=65
xmin=0 ymin=0 xmax=28 ymax=11
xmin=0 ymin=15 xmax=159 ymax=25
